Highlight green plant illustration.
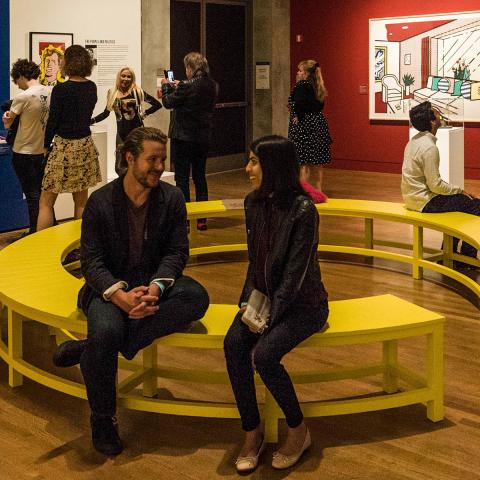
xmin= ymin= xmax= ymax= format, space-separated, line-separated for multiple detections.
xmin=402 ymin=73 xmax=415 ymax=86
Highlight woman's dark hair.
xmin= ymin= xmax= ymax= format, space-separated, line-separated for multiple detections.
xmin=10 ymin=58 xmax=40 ymax=81
xmin=410 ymin=101 xmax=436 ymax=132
xmin=62 ymin=45 xmax=93 ymax=78
xmin=250 ymin=135 xmax=305 ymax=205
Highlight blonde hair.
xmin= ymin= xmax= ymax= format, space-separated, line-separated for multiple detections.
xmin=107 ymin=67 xmax=144 ymax=111
xmin=39 ymin=45 xmax=65 ymax=85
xmin=298 ymin=60 xmax=327 ymax=102
xmin=184 ymin=52 xmax=209 ymax=74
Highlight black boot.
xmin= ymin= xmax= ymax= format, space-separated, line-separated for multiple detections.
xmin=91 ymin=414 xmax=124 ymax=456
xmin=53 ymin=339 xmax=88 ymax=367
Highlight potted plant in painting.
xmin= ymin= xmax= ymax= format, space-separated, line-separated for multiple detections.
xmin=402 ymin=73 xmax=415 ymax=96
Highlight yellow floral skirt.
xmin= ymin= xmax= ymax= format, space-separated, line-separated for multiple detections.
xmin=42 ymin=135 xmax=102 ymax=193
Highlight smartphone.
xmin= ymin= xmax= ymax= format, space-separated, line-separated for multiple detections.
xmin=164 ymin=70 xmax=175 ymax=83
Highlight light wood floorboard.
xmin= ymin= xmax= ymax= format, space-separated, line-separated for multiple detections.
xmin=0 ymin=168 xmax=479 ymax=479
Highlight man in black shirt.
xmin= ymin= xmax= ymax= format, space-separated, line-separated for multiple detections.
xmin=53 ymin=127 xmax=209 ymax=456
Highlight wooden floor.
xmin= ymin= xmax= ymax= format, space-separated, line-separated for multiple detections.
xmin=1 ymin=168 xmax=479 ymax=479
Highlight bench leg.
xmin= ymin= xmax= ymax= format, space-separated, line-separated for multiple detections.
xmin=264 ymin=390 xmax=278 ymax=443
xmin=142 ymin=344 xmax=158 ymax=398
xmin=412 ymin=225 xmax=424 ymax=280
xmin=382 ymin=340 xmax=398 ymax=394
xmin=364 ymin=218 xmax=374 ymax=264
xmin=442 ymin=234 xmax=454 ymax=269
xmin=8 ymin=310 xmax=23 ymax=387
xmin=189 ymin=220 xmax=198 ymax=247
xmin=426 ymin=325 xmax=444 ymax=422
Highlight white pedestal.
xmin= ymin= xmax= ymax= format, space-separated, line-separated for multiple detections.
xmin=161 ymin=171 xmax=175 ymax=185
xmin=54 ymin=128 xmax=108 ymax=221
xmin=409 ymin=127 xmax=464 ymax=189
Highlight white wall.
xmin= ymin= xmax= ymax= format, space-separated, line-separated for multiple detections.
xmin=10 ymin=0 xmax=142 ymax=183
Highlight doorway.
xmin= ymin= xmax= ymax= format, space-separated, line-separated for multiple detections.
xmin=170 ymin=0 xmax=250 ymax=171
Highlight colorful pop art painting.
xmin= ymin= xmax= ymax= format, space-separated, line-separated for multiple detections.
xmin=369 ymin=11 xmax=480 ymax=122
xmin=29 ymin=32 xmax=73 ymax=86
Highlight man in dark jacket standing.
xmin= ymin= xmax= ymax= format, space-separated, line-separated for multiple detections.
xmin=161 ymin=52 xmax=217 ymax=230
xmin=53 ymin=127 xmax=209 ymax=456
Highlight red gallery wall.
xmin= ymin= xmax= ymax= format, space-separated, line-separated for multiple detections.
xmin=290 ymin=0 xmax=480 ymax=179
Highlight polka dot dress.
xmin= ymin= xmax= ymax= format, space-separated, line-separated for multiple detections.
xmin=288 ymin=80 xmax=332 ymax=166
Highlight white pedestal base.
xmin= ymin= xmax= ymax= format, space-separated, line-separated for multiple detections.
xmin=409 ymin=127 xmax=464 ymax=189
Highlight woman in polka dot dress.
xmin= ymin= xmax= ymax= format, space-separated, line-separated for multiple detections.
xmin=288 ymin=60 xmax=332 ymax=190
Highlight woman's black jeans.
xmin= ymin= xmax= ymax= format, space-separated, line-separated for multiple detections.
xmin=224 ymin=303 xmax=329 ymax=432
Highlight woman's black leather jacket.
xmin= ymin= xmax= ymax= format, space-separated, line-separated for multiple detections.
xmin=239 ymin=191 xmax=328 ymax=325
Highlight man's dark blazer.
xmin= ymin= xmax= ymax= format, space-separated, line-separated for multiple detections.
xmin=78 ymin=177 xmax=189 ymax=313
xmin=161 ymin=70 xmax=218 ymax=145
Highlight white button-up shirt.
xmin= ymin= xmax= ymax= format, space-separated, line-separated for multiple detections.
xmin=401 ymin=131 xmax=463 ymax=212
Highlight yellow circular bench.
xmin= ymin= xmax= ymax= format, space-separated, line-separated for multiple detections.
xmin=0 ymin=201 xmax=448 ymax=442
xmin=187 ymin=198 xmax=480 ymax=299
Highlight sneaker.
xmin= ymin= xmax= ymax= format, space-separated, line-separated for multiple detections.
xmin=53 ymin=339 xmax=88 ymax=367
xmin=91 ymin=414 xmax=124 ymax=456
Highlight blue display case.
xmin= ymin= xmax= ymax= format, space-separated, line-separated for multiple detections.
xmin=0 ymin=133 xmax=29 ymax=232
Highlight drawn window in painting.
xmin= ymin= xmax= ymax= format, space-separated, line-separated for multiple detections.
xmin=374 ymin=46 xmax=387 ymax=81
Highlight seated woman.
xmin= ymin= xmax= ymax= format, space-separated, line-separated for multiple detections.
xmin=91 ymin=66 xmax=161 ymax=174
xmin=224 ymin=135 xmax=329 ymax=473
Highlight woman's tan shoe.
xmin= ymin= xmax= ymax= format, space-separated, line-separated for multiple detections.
xmin=271 ymin=428 xmax=311 ymax=470
xmin=235 ymin=437 xmax=266 ymax=474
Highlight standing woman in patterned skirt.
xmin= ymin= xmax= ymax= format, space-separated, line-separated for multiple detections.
xmin=288 ymin=59 xmax=332 ymax=191
xmin=37 ymin=45 xmax=101 ymax=230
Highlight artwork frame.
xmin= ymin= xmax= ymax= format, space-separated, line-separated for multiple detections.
xmin=369 ymin=11 xmax=480 ymax=122
xmin=29 ymin=32 xmax=74 ymax=86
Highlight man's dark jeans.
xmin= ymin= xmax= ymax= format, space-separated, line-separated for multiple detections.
xmin=80 ymin=276 xmax=209 ymax=416
xmin=422 ymin=193 xmax=480 ymax=258
xmin=11 ymin=152 xmax=45 ymax=233
xmin=170 ymin=139 xmax=208 ymax=203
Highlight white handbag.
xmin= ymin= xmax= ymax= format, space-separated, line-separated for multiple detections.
xmin=241 ymin=289 xmax=271 ymax=334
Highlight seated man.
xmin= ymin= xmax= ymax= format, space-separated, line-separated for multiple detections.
xmin=53 ymin=127 xmax=209 ymax=456
xmin=402 ymin=101 xmax=480 ymax=261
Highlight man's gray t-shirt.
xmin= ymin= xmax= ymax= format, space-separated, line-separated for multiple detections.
xmin=10 ymin=84 xmax=51 ymax=155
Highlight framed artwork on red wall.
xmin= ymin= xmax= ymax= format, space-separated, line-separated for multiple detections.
xmin=369 ymin=11 xmax=480 ymax=122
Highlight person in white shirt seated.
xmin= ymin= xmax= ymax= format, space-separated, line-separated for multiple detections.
xmin=401 ymin=101 xmax=480 ymax=262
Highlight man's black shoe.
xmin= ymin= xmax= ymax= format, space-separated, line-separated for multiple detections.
xmin=62 ymin=248 xmax=81 ymax=265
xmin=453 ymin=260 xmax=478 ymax=271
xmin=91 ymin=415 xmax=124 ymax=456
xmin=53 ymin=339 xmax=88 ymax=367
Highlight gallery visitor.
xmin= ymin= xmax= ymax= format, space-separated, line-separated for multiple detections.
xmin=288 ymin=59 xmax=332 ymax=192
xmin=91 ymin=66 xmax=161 ymax=175
xmin=224 ymin=135 xmax=329 ymax=473
xmin=37 ymin=45 xmax=101 ymax=231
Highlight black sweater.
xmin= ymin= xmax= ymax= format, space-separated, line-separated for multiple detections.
xmin=44 ymin=80 xmax=97 ymax=147
xmin=289 ymin=80 xmax=324 ymax=121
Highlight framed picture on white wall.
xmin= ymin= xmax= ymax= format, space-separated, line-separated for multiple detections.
xmin=369 ymin=11 xmax=480 ymax=122
xmin=29 ymin=32 xmax=74 ymax=87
